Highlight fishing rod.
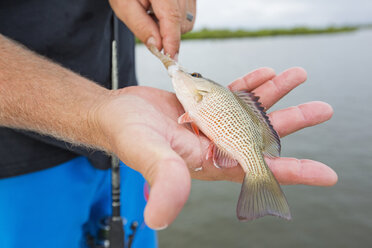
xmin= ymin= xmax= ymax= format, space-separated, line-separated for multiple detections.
xmin=107 ymin=13 xmax=125 ymax=248
xmin=87 ymin=11 xmax=148 ymax=248
xmin=87 ymin=13 xmax=126 ymax=248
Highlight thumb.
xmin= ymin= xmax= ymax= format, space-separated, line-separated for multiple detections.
xmin=144 ymin=152 xmax=191 ymax=229
xmin=117 ymin=130 xmax=191 ymax=230
xmin=109 ymin=0 xmax=162 ymax=50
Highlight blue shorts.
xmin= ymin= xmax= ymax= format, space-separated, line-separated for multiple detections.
xmin=0 ymin=157 xmax=157 ymax=248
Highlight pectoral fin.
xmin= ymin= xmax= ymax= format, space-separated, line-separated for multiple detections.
xmin=178 ymin=113 xmax=200 ymax=136
xmin=178 ymin=112 xmax=193 ymax=124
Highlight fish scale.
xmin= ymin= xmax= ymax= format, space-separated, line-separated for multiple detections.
xmin=195 ymin=87 xmax=265 ymax=174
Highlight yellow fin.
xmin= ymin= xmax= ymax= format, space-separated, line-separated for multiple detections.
xmin=237 ymin=167 xmax=291 ymax=221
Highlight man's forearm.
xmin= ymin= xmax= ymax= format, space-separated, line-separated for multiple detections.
xmin=0 ymin=34 xmax=111 ymax=151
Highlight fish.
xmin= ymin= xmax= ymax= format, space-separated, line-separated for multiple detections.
xmin=149 ymin=46 xmax=291 ymax=221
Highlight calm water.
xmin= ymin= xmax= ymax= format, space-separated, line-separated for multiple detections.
xmin=136 ymin=29 xmax=372 ymax=247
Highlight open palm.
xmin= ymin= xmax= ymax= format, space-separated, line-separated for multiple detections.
xmin=98 ymin=67 xmax=337 ymax=229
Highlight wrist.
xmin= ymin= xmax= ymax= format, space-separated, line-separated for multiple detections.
xmin=89 ymin=88 xmax=135 ymax=155
xmin=87 ymin=90 xmax=118 ymax=153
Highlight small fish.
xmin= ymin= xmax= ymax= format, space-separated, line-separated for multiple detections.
xmin=149 ymin=46 xmax=291 ymax=221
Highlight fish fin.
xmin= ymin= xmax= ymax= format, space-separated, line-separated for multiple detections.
xmin=206 ymin=143 xmax=214 ymax=161
xmin=178 ymin=112 xmax=200 ymax=136
xmin=191 ymin=122 xmax=200 ymax=136
xmin=212 ymin=144 xmax=239 ymax=168
xmin=178 ymin=112 xmax=193 ymax=124
xmin=236 ymin=166 xmax=291 ymax=221
xmin=233 ymin=90 xmax=281 ymax=157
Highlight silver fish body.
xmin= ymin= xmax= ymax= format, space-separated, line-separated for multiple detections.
xmin=149 ymin=46 xmax=291 ymax=221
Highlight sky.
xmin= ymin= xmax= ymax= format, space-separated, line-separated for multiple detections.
xmin=194 ymin=0 xmax=372 ymax=30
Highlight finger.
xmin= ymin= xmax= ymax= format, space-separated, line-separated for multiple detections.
xmin=151 ymin=0 xmax=181 ymax=57
xmin=268 ymin=101 xmax=334 ymax=138
xmin=267 ymin=157 xmax=338 ymax=186
xmin=179 ymin=0 xmax=196 ymax=34
xmin=228 ymin=67 xmax=276 ymax=92
xmin=191 ymin=160 xmax=244 ymax=182
xmin=253 ymin=67 xmax=307 ymax=109
xmin=109 ymin=0 xmax=162 ymax=50
xmin=192 ymin=155 xmax=337 ymax=187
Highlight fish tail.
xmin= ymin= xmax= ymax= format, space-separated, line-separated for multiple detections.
xmin=236 ymin=167 xmax=291 ymax=221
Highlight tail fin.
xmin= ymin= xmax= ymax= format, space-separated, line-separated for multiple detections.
xmin=236 ymin=170 xmax=291 ymax=221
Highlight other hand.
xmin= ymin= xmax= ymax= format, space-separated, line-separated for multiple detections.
xmin=109 ymin=0 xmax=196 ymax=58
xmin=96 ymin=67 xmax=337 ymax=230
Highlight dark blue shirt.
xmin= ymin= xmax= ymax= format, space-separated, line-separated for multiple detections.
xmin=0 ymin=0 xmax=137 ymax=178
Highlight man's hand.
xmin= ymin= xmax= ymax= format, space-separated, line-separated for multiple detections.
xmin=109 ymin=0 xmax=196 ymax=58
xmin=96 ymin=67 xmax=337 ymax=230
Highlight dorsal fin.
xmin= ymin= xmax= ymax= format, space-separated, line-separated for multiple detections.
xmin=233 ymin=90 xmax=281 ymax=157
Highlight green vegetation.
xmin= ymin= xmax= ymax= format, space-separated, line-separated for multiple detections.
xmin=135 ymin=26 xmax=361 ymax=43
xmin=180 ymin=26 xmax=358 ymax=40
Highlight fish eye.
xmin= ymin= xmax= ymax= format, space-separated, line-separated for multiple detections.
xmin=191 ymin=72 xmax=202 ymax=78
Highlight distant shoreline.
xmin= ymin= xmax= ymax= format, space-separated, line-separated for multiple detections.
xmin=136 ymin=25 xmax=369 ymax=43
xmin=181 ymin=26 xmax=359 ymax=40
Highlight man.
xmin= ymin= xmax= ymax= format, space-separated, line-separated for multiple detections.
xmin=0 ymin=0 xmax=337 ymax=247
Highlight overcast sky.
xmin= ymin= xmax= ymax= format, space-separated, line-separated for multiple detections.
xmin=194 ymin=0 xmax=372 ymax=30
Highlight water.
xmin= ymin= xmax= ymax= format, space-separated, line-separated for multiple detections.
xmin=136 ymin=29 xmax=372 ymax=247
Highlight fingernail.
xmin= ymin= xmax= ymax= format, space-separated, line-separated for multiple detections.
xmin=153 ymin=224 xmax=168 ymax=231
xmin=147 ymin=36 xmax=156 ymax=47
xmin=174 ymin=53 xmax=179 ymax=62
